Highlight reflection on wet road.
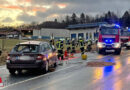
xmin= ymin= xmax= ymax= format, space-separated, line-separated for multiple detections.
xmin=91 ymin=49 xmax=130 ymax=90
xmin=0 ymin=49 xmax=130 ymax=90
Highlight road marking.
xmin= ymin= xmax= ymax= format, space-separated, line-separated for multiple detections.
xmin=0 ymin=53 xmax=114 ymax=90
xmin=0 ymin=67 xmax=6 ymax=70
xmin=0 ymin=66 xmax=5 ymax=68
xmin=30 ymin=71 xmax=77 ymax=90
xmin=0 ymin=66 xmax=6 ymax=70
xmin=0 ymin=64 xmax=80 ymax=90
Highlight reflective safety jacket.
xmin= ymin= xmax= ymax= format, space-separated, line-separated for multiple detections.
xmin=79 ymin=39 xmax=84 ymax=48
xmin=56 ymin=41 xmax=64 ymax=50
xmin=87 ymin=40 xmax=92 ymax=45
xmin=71 ymin=40 xmax=75 ymax=48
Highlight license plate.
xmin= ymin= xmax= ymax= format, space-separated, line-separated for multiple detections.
xmin=106 ymin=46 xmax=112 ymax=48
xmin=15 ymin=56 xmax=19 ymax=60
xmin=19 ymin=56 xmax=31 ymax=60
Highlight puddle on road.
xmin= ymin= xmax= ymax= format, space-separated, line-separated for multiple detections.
xmin=87 ymin=61 xmax=116 ymax=67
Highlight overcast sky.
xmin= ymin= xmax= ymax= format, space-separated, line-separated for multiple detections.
xmin=0 ymin=0 xmax=130 ymax=26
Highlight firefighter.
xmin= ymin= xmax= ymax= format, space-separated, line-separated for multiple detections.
xmin=66 ymin=38 xmax=71 ymax=53
xmin=79 ymin=37 xmax=85 ymax=55
xmin=49 ymin=37 xmax=55 ymax=46
xmin=71 ymin=38 xmax=76 ymax=54
xmin=87 ymin=39 xmax=92 ymax=52
xmin=56 ymin=39 xmax=64 ymax=65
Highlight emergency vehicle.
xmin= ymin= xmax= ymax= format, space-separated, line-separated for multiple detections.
xmin=97 ymin=24 xmax=121 ymax=55
xmin=120 ymin=29 xmax=130 ymax=49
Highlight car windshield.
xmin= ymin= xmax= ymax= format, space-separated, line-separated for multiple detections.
xmin=121 ymin=31 xmax=130 ymax=36
xmin=100 ymin=27 xmax=119 ymax=35
xmin=12 ymin=44 xmax=39 ymax=53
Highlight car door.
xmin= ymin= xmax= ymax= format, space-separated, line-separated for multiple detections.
xmin=44 ymin=43 xmax=53 ymax=66
xmin=40 ymin=44 xmax=48 ymax=61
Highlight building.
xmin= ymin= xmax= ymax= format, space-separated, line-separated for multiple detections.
xmin=33 ymin=22 xmax=107 ymax=40
xmin=33 ymin=28 xmax=69 ymax=39
xmin=0 ymin=29 xmax=20 ymax=38
xmin=17 ymin=28 xmax=33 ymax=38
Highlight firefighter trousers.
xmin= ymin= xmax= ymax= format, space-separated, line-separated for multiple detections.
xmin=57 ymin=50 xmax=64 ymax=60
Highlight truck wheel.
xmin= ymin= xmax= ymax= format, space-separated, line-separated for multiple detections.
xmin=17 ymin=69 xmax=22 ymax=74
xmin=98 ymin=50 xmax=102 ymax=54
xmin=9 ymin=69 xmax=16 ymax=75
xmin=115 ymin=49 xmax=121 ymax=55
xmin=97 ymin=48 xmax=101 ymax=54
xmin=97 ymin=49 xmax=105 ymax=54
xmin=126 ymin=46 xmax=130 ymax=49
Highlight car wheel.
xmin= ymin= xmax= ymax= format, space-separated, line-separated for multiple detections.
xmin=54 ymin=57 xmax=58 ymax=68
xmin=17 ymin=69 xmax=22 ymax=74
xmin=115 ymin=49 xmax=121 ymax=55
xmin=97 ymin=48 xmax=102 ymax=54
xmin=42 ymin=61 xmax=49 ymax=73
xmin=54 ymin=62 xmax=58 ymax=68
xmin=9 ymin=69 xmax=16 ymax=75
xmin=126 ymin=46 xmax=130 ymax=49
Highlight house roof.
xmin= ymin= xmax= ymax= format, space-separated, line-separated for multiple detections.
xmin=67 ymin=22 xmax=107 ymax=29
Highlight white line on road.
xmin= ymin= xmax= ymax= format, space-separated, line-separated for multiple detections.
xmin=0 ymin=64 xmax=80 ymax=90
xmin=30 ymin=70 xmax=77 ymax=90
xmin=0 ymin=66 xmax=6 ymax=70
xmin=0 ymin=53 xmax=113 ymax=90
xmin=0 ymin=65 xmax=5 ymax=68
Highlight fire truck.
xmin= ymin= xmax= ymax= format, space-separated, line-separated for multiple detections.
xmin=120 ymin=29 xmax=130 ymax=49
xmin=97 ymin=24 xmax=121 ymax=55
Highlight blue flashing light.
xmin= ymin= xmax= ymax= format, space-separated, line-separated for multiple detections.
xmin=105 ymin=40 xmax=108 ymax=42
xmin=128 ymin=28 xmax=130 ymax=31
xmin=105 ymin=39 xmax=113 ymax=43
xmin=115 ymin=24 xmax=120 ymax=28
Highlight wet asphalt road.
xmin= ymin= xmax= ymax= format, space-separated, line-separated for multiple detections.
xmin=0 ymin=49 xmax=130 ymax=90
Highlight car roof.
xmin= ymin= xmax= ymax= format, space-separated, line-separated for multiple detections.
xmin=19 ymin=41 xmax=46 ymax=45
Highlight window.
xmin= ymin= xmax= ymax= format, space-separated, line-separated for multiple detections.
xmin=100 ymin=27 xmax=119 ymax=35
xmin=90 ymin=32 xmax=92 ymax=39
xmin=41 ymin=44 xmax=46 ymax=52
xmin=121 ymin=31 xmax=130 ymax=36
xmin=78 ymin=33 xmax=84 ymax=38
xmin=12 ymin=45 xmax=39 ymax=53
xmin=71 ymin=34 xmax=76 ymax=39
xmin=86 ymin=33 xmax=88 ymax=40
xmin=44 ymin=43 xmax=51 ymax=51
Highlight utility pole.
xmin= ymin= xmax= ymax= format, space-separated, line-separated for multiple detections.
xmin=1 ymin=38 xmax=5 ymax=50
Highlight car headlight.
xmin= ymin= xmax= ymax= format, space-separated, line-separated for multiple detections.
xmin=114 ymin=43 xmax=121 ymax=48
xmin=97 ymin=42 xmax=105 ymax=48
xmin=126 ymin=42 xmax=130 ymax=45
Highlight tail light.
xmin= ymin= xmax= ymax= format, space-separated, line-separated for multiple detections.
xmin=36 ymin=54 xmax=45 ymax=60
xmin=7 ymin=54 xmax=11 ymax=60
xmin=129 ymin=37 xmax=130 ymax=41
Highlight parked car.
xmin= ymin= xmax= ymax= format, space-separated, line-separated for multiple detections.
xmin=6 ymin=41 xmax=58 ymax=74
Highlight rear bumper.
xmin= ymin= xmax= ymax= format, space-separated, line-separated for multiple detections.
xmin=6 ymin=60 xmax=45 ymax=69
xmin=99 ymin=47 xmax=121 ymax=51
xmin=126 ymin=44 xmax=130 ymax=47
